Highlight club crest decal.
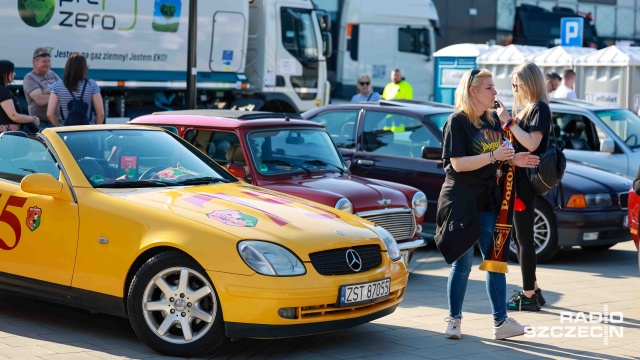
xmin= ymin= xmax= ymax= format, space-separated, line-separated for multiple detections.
xmin=207 ymin=209 xmax=257 ymax=227
xmin=26 ymin=206 xmax=42 ymax=231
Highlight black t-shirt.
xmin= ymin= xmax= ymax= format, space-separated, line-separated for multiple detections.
xmin=0 ymin=86 xmax=21 ymax=125
xmin=442 ymin=111 xmax=503 ymax=210
xmin=443 ymin=111 xmax=503 ymax=180
xmin=515 ymin=101 xmax=551 ymax=156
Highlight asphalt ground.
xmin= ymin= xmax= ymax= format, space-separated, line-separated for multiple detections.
xmin=0 ymin=241 xmax=638 ymax=359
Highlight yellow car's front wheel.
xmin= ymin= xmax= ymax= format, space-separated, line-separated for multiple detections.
xmin=127 ymin=251 xmax=227 ymax=356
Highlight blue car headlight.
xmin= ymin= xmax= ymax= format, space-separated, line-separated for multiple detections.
xmin=374 ymin=226 xmax=401 ymax=261
xmin=237 ymin=241 xmax=306 ymax=276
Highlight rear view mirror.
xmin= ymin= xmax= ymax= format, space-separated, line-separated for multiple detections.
xmin=422 ymin=146 xmax=442 ymax=160
xmin=286 ymin=135 xmax=304 ymax=144
xmin=600 ymin=139 xmax=615 ymax=153
xmin=319 ymin=14 xmax=331 ymax=31
xmin=227 ymin=164 xmax=247 ymax=179
xmin=322 ymin=32 xmax=333 ymax=58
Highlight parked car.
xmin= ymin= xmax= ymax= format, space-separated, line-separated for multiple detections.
xmin=303 ymin=100 xmax=632 ymax=263
xmin=0 ymin=127 xmax=408 ymax=357
xmin=627 ymin=187 xmax=640 ymax=271
xmin=546 ymin=98 xmax=640 ymax=177
xmin=130 ymin=110 xmax=427 ymax=263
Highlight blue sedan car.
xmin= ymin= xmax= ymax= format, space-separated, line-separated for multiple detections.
xmin=303 ymin=100 xmax=632 ymax=263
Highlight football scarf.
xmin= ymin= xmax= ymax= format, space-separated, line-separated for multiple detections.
xmin=479 ymin=130 xmax=515 ymax=274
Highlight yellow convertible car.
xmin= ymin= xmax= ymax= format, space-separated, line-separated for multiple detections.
xmin=0 ymin=126 xmax=408 ymax=356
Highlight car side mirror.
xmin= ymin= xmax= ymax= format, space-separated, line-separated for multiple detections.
xmin=21 ymin=173 xmax=63 ymax=196
xmin=227 ymin=164 xmax=247 ymax=179
xmin=600 ymin=139 xmax=615 ymax=153
xmin=422 ymin=146 xmax=442 ymax=160
xmin=344 ymin=159 xmax=352 ymax=169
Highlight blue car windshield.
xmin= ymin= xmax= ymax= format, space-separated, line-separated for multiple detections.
xmin=595 ymin=109 xmax=640 ymax=149
xmin=62 ymin=129 xmax=236 ymax=187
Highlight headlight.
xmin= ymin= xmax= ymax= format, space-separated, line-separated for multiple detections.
xmin=335 ymin=198 xmax=353 ymax=213
xmin=412 ymin=192 xmax=427 ymax=217
xmin=374 ymin=225 xmax=401 ymax=261
xmin=567 ymin=193 xmax=613 ymax=208
xmin=237 ymin=241 xmax=306 ymax=276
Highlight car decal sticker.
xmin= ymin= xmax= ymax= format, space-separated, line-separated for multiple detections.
xmin=0 ymin=195 xmax=28 ymax=250
xmin=120 ymin=156 xmax=138 ymax=178
xmin=241 ymin=188 xmax=341 ymax=219
xmin=26 ymin=206 xmax=42 ymax=232
xmin=184 ymin=193 xmax=290 ymax=226
xmin=206 ymin=210 xmax=257 ymax=227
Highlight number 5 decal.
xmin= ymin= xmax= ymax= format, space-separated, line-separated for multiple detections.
xmin=0 ymin=194 xmax=28 ymax=250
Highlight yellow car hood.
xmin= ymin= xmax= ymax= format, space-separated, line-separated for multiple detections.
xmin=99 ymin=183 xmax=378 ymax=254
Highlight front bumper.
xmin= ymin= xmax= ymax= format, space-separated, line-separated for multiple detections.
xmin=556 ymin=210 xmax=631 ymax=247
xmin=397 ymin=238 xmax=426 ymax=252
xmin=207 ymin=260 xmax=408 ymax=338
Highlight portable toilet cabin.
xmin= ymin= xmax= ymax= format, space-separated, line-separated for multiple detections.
xmin=528 ymin=46 xmax=596 ymax=97
xmin=573 ymin=45 xmax=640 ymax=112
xmin=476 ymin=44 xmax=546 ymax=102
xmin=433 ymin=43 xmax=503 ymax=105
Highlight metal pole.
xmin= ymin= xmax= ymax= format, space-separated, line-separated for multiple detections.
xmin=186 ymin=0 xmax=197 ymax=109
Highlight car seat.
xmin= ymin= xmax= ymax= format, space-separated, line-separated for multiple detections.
xmin=64 ymin=135 xmax=105 ymax=179
xmin=562 ymin=119 xmax=591 ymax=150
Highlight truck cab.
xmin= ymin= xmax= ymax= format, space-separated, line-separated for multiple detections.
xmin=245 ymin=0 xmax=331 ymax=113
xmin=314 ymin=0 xmax=440 ymax=101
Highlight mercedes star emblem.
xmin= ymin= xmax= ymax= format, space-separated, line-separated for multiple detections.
xmin=345 ymin=249 xmax=363 ymax=272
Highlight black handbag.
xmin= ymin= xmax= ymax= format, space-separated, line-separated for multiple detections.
xmin=526 ymin=119 xmax=566 ymax=195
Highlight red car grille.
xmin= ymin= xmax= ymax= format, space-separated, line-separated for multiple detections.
xmin=358 ymin=209 xmax=416 ymax=241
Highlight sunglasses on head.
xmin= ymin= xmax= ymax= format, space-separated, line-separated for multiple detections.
xmin=359 ymin=81 xmax=370 ymax=86
xmin=34 ymin=52 xmax=51 ymax=59
xmin=468 ymin=68 xmax=480 ymax=88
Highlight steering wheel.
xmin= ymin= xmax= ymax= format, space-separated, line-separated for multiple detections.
xmin=139 ymin=165 xmax=168 ymax=180
xmin=625 ymin=134 xmax=638 ymax=147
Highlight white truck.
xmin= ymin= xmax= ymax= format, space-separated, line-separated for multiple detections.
xmin=313 ymin=0 xmax=440 ymax=101
xmin=6 ymin=0 xmax=330 ymax=119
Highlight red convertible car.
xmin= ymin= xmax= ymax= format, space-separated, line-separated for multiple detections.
xmin=130 ymin=110 xmax=427 ymax=262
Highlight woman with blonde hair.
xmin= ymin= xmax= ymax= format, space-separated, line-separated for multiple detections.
xmin=351 ymin=74 xmax=381 ymax=102
xmin=495 ymin=61 xmax=552 ymax=312
xmin=436 ymin=68 xmax=539 ymax=340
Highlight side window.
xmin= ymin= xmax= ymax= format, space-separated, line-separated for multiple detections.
xmin=0 ymin=135 xmax=58 ymax=183
xmin=398 ymin=27 xmax=430 ymax=56
xmin=363 ymin=111 xmax=436 ymax=158
xmin=555 ymin=113 xmax=595 ymax=151
xmin=183 ymin=129 xmax=240 ymax=162
xmin=308 ymin=111 xmax=359 ymax=149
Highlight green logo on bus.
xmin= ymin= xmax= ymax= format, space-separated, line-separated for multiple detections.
xmin=18 ymin=0 xmax=55 ymax=28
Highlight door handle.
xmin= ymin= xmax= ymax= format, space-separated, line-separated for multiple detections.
xmin=356 ymin=159 xmax=374 ymax=166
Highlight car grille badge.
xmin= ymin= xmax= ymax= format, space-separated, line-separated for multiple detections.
xmin=377 ymin=199 xmax=391 ymax=207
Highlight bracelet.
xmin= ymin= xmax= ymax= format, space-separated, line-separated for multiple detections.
xmin=489 ymin=151 xmax=496 ymax=163
xmin=502 ymin=118 xmax=515 ymax=131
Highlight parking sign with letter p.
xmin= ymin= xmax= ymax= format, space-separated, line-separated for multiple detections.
xmin=561 ymin=17 xmax=584 ymax=47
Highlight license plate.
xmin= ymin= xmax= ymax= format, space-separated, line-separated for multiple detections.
xmin=401 ymin=250 xmax=410 ymax=264
xmin=339 ymin=278 xmax=390 ymax=307
xmin=623 ymin=215 xmax=629 ymax=228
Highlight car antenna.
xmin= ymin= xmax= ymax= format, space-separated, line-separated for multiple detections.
xmin=241 ymin=49 xmax=290 ymax=121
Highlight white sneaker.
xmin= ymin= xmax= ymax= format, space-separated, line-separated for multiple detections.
xmin=493 ymin=317 xmax=527 ymax=340
xmin=444 ymin=317 xmax=462 ymax=339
